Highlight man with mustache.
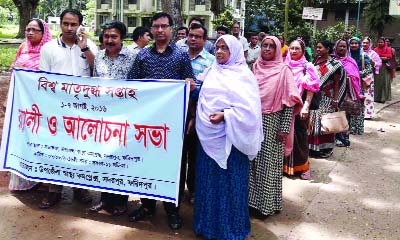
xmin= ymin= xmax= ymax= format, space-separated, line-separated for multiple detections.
xmin=39 ymin=9 xmax=97 ymax=210
xmin=89 ymin=20 xmax=137 ymax=216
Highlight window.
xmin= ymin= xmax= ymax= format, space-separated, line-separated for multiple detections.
xmin=236 ymin=0 xmax=241 ymax=9
xmin=142 ymin=17 xmax=152 ymax=28
xmin=195 ymin=0 xmax=205 ymax=5
xmin=100 ymin=0 xmax=109 ymax=4
xmin=349 ymin=10 xmax=359 ymax=21
xmin=128 ymin=0 xmax=137 ymax=4
xmin=335 ymin=10 xmax=345 ymax=21
xmin=100 ymin=15 xmax=109 ymax=26
xmin=128 ymin=17 xmax=137 ymax=27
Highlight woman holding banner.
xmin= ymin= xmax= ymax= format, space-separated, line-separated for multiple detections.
xmin=8 ymin=18 xmax=52 ymax=191
xmin=193 ymin=35 xmax=263 ymax=240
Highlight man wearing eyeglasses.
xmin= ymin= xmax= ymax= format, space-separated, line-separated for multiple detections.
xmin=127 ymin=12 xmax=195 ymax=231
xmin=175 ymin=17 xmax=215 ymax=55
xmin=184 ymin=23 xmax=215 ymax=206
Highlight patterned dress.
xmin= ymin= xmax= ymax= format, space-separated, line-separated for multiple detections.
xmin=194 ymin=145 xmax=251 ymax=240
xmin=248 ymin=107 xmax=293 ymax=216
xmin=350 ymin=53 xmax=372 ymax=135
xmin=364 ymin=81 xmax=375 ymax=119
xmin=309 ymin=58 xmax=346 ymax=152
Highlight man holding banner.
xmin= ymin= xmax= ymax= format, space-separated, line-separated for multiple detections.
xmin=89 ymin=20 xmax=137 ymax=216
xmin=127 ymin=12 xmax=195 ymax=230
xmin=38 ymin=9 xmax=97 ymax=209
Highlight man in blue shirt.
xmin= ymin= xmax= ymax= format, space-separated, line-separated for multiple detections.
xmin=127 ymin=12 xmax=195 ymax=231
xmin=175 ymin=17 xmax=215 ymax=55
xmin=185 ymin=23 xmax=215 ymax=204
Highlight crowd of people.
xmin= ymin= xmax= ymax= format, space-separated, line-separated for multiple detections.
xmin=7 ymin=8 xmax=398 ymax=240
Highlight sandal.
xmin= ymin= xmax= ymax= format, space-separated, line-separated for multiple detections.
xmin=38 ymin=192 xmax=61 ymax=209
xmin=300 ymin=170 xmax=311 ymax=180
xmin=89 ymin=201 xmax=107 ymax=212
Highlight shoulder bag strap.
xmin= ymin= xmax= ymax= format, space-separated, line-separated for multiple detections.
xmin=361 ymin=53 xmax=365 ymax=71
xmin=303 ymin=62 xmax=308 ymax=75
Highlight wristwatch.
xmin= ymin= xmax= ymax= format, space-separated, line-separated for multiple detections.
xmin=81 ymin=46 xmax=90 ymax=52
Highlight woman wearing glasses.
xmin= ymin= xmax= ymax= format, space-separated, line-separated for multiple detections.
xmin=11 ymin=19 xmax=52 ymax=70
xmin=284 ymin=38 xmax=320 ymax=179
xmin=8 ymin=18 xmax=52 ymax=191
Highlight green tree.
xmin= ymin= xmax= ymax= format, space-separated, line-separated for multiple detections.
xmin=314 ymin=22 xmax=357 ymax=44
xmin=245 ymin=0 xmax=308 ymax=40
xmin=37 ymin=0 xmax=91 ymax=21
xmin=0 ymin=0 xmax=16 ymax=24
xmin=363 ymin=0 xmax=393 ymax=37
xmin=37 ymin=0 xmax=68 ymax=20
xmin=13 ymin=0 xmax=40 ymax=38
xmin=212 ymin=6 xmax=234 ymax=30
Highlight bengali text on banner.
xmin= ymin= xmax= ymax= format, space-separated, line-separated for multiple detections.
xmin=0 ymin=69 xmax=189 ymax=205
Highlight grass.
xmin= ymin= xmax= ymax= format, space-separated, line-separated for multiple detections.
xmin=0 ymin=46 xmax=17 ymax=72
xmin=0 ymin=25 xmax=18 ymax=38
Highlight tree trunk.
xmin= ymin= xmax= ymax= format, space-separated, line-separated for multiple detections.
xmin=13 ymin=0 xmax=40 ymax=38
xmin=160 ymin=0 xmax=183 ymax=29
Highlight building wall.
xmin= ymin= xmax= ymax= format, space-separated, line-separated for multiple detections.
xmin=94 ymin=0 xmax=246 ymax=38
xmin=312 ymin=2 xmax=399 ymax=47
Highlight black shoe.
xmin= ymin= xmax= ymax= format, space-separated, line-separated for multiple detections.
xmin=128 ymin=206 xmax=154 ymax=222
xmin=38 ymin=192 xmax=61 ymax=209
xmin=167 ymin=213 xmax=182 ymax=230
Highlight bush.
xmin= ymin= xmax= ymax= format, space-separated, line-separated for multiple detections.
xmin=315 ymin=22 xmax=361 ymax=45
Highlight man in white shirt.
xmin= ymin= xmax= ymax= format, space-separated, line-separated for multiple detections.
xmin=38 ymin=9 xmax=97 ymax=209
xmin=128 ymin=26 xmax=152 ymax=55
xmin=247 ymin=32 xmax=260 ymax=69
xmin=231 ymin=21 xmax=249 ymax=58
xmin=40 ymin=9 xmax=97 ymax=76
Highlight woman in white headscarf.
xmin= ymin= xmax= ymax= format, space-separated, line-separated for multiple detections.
xmin=193 ymin=35 xmax=263 ymax=240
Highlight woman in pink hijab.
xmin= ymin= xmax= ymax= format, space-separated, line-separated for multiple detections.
xmin=8 ymin=18 xmax=52 ymax=191
xmin=11 ymin=18 xmax=52 ymax=70
xmin=248 ymin=36 xmax=302 ymax=217
xmin=334 ymin=39 xmax=362 ymax=147
xmin=284 ymin=38 xmax=320 ymax=180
